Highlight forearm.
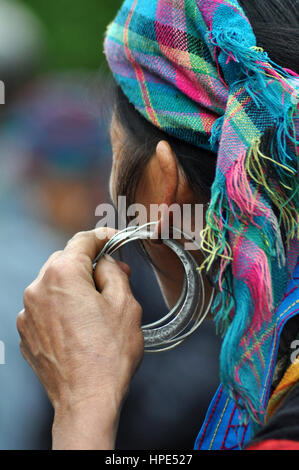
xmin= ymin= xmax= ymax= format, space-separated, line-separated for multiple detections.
xmin=17 ymin=230 xmax=143 ymax=451
xmin=52 ymin=397 xmax=120 ymax=450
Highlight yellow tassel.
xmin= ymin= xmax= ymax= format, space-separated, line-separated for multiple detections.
xmin=199 ymin=136 xmax=298 ymax=275
xmin=199 ymin=224 xmax=233 ymax=273
xmin=245 ymin=138 xmax=298 ymax=245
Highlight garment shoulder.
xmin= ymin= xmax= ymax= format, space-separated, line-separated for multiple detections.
xmin=247 ymin=367 xmax=299 ymax=449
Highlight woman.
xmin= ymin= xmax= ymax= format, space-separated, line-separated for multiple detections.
xmin=17 ymin=0 xmax=298 ymax=450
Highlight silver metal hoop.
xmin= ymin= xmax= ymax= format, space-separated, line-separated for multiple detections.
xmin=93 ymin=222 xmax=214 ymax=353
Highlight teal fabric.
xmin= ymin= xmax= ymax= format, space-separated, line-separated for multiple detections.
xmin=194 ymin=257 xmax=299 ymax=449
xmin=105 ymin=0 xmax=299 ymax=424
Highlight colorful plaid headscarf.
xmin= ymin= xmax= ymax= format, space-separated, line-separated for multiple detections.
xmin=104 ymin=0 xmax=299 ymax=425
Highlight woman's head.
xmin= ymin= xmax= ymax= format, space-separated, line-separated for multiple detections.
xmin=105 ymin=0 xmax=299 ymax=425
xmin=110 ymin=0 xmax=298 ymax=211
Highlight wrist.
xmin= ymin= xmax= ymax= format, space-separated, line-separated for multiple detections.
xmin=52 ymin=394 xmax=121 ymax=450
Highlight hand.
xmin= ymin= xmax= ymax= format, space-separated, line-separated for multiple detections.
xmin=17 ymin=228 xmax=144 ymax=449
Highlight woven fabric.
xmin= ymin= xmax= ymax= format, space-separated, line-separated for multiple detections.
xmin=267 ymin=360 xmax=299 ymax=420
xmin=105 ymin=0 xmax=299 ymax=425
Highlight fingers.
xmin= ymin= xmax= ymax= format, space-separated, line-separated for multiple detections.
xmin=94 ymin=255 xmax=131 ymax=301
xmin=64 ymin=228 xmax=118 ymax=264
xmin=32 ymin=228 xmax=119 ymax=287
xmin=21 ymin=228 xmax=130 ymax=314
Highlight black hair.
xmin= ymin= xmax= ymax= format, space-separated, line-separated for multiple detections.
xmin=113 ymin=0 xmax=298 ymax=208
xmin=114 ymin=85 xmax=216 ymax=205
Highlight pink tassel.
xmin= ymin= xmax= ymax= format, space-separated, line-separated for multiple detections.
xmin=225 ymin=150 xmax=271 ymax=225
xmin=233 ymin=238 xmax=273 ymax=333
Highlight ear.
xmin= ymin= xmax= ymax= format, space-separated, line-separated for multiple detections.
xmin=155 ymin=140 xmax=178 ymax=205
xmin=155 ymin=140 xmax=196 ymax=203
xmin=151 ymin=140 xmax=194 ymax=239
xmin=135 ymin=140 xmax=197 ymax=239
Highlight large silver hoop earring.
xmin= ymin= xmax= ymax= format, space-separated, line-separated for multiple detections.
xmin=93 ymin=222 xmax=215 ymax=353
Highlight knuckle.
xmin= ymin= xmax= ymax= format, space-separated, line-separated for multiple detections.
xmin=95 ymin=227 xmax=115 ymax=241
xmin=115 ymin=283 xmax=131 ymax=304
xmin=49 ymin=250 xmax=64 ymax=261
xmin=45 ymin=260 xmax=61 ymax=277
xmin=73 ymin=251 xmax=90 ymax=266
xmin=16 ymin=312 xmax=25 ymax=334
xmin=44 ymin=258 xmax=70 ymax=283
xmin=115 ymin=266 xmax=131 ymax=284
xmin=127 ymin=330 xmax=144 ymax=363
xmin=104 ymin=267 xmax=130 ymax=294
xmin=131 ymin=298 xmax=142 ymax=316
xmin=23 ymin=284 xmax=38 ymax=307
xmin=121 ymin=293 xmax=142 ymax=320
xmin=69 ymin=230 xmax=90 ymax=244
xmin=117 ymin=271 xmax=130 ymax=288
xmin=129 ymin=299 xmax=143 ymax=329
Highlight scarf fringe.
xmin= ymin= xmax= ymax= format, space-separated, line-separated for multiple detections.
xmin=200 ymin=27 xmax=299 ymax=424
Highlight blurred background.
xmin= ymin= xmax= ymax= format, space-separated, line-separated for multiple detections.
xmin=0 ymin=0 xmax=221 ymax=450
